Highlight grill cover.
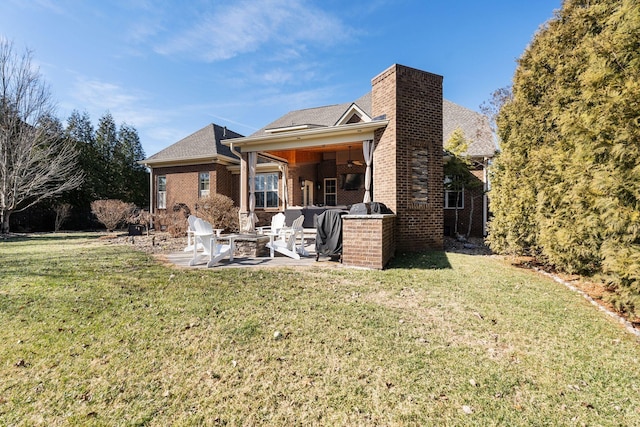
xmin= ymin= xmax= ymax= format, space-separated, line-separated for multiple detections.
xmin=315 ymin=209 xmax=346 ymax=258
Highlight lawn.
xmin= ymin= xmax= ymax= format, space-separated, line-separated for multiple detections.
xmin=1 ymin=233 xmax=639 ymax=426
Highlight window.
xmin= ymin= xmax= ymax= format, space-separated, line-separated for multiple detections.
xmin=324 ymin=178 xmax=337 ymax=206
xmin=157 ymin=175 xmax=167 ymax=209
xmin=444 ymin=175 xmax=464 ymax=209
xmin=199 ymin=172 xmax=210 ymax=198
xmin=254 ymin=173 xmax=279 ymax=208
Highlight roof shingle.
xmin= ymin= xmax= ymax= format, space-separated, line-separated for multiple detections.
xmin=144 ymin=123 xmax=243 ymax=163
xmin=251 ymin=93 xmax=495 ymax=157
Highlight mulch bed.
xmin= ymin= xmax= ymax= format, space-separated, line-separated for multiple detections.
xmin=99 ymin=232 xmax=186 ymax=254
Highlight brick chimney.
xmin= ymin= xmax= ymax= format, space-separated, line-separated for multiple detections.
xmin=371 ymin=64 xmax=444 ymax=251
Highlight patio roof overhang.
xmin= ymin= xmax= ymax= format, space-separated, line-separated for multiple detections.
xmin=222 ymin=120 xmax=389 ymax=153
xmin=138 ymin=154 xmax=239 ymax=168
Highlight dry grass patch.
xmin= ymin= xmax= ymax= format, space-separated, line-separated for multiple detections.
xmin=1 ymin=234 xmax=640 ymax=425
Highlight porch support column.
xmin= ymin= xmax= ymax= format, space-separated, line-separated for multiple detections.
xmin=279 ymin=163 xmax=289 ymax=210
xmin=363 ymin=139 xmax=374 ymax=203
xmin=239 ymin=151 xmax=257 ymax=233
xmin=239 ymin=152 xmax=248 ymax=212
xmin=247 ymin=151 xmax=257 ymax=232
xmin=238 ymin=151 xmax=250 ymax=232
xmin=148 ymin=168 xmax=154 ymax=228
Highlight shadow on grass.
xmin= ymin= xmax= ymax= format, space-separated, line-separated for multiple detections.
xmin=388 ymin=250 xmax=452 ymax=270
xmin=0 ymin=232 xmax=104 ymax=243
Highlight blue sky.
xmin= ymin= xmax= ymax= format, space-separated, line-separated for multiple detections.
xmin=1 ymin=0 xmax=561 ymax=157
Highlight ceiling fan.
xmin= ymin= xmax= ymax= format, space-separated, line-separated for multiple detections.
xmin=347 ymin=145 xmax=363 ymax=168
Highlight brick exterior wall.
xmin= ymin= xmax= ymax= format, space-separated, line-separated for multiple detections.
xmin=152 ymin=163 xmax=235 ymax=215
xmin=371 ymin=64 xmax=444 ymax=252
xmin=336 ymin=163 xmax=367 ymax=206
xmin=443 ymin=169 xmax=486 ymax=237
xmin=342 ymin=214 xmax=396 ymax=269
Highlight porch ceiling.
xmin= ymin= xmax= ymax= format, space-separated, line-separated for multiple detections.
xmin=266 ymin=142 xmax=362 ymax=165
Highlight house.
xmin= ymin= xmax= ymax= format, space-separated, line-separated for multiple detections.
xmin=140 ymin=123 xmax=243 ymax=213
xmin=442 ymin=100 xmax=495 ymax=237
xmin=141 ymin=64 xmax=495 ymax=268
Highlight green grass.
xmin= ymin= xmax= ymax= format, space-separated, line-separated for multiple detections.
xmin=1 ymin=233 xmax=639 ymax=426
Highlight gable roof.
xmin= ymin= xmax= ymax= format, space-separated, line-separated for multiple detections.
xmin=251 ymin=92 xmax=373 ymax=137
xmin=443 ymin=100 xmax=496 ymax=158
xmin=142 ymin=123 xmax=243 ymax=166
xmin=250 ymin=93 xmax=495 ymax=158
xmin=251 ymin=102 xmax=353 ymax=136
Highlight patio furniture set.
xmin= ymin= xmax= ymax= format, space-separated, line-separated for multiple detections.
xmin=185 ymin=210 xmax=346 ymax=267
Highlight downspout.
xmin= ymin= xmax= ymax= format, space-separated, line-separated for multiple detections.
xmin=229 ymin=141 xmax=241 ymax=161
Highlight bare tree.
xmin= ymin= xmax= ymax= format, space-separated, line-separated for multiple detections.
xmin=90 ymin=199 xmax=135 ymax=232
xmin=480 ymin=86 xmax=512 ymax=147
xmin=0 ymin=39 xmax=83 ymax=233
xmin=53 ymin=203 xmax=72 ymax=232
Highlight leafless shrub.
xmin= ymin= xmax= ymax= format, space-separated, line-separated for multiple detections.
xmin=154 ymin=207 xmax=189 ymax=238
xmin=53 ymin=203 xmax=72 ymax=232
xmin=196 ymin=194 xmax=239 ymax=232
xmin=90 ymin=199 xmax=135 ymax=232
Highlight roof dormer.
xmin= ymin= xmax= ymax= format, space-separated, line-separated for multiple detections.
xmin=335 ymin=103 xmax=372 ymax=126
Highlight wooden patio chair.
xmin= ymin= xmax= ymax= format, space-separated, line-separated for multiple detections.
xmin=189 ymin=218 xmax=212 ymax=263
xmin=205 ymin=234 xmax=235 ymax=267
xmin=265 ymin=214 xmax=306 ymax=259
xmin=257 ymin=212 xmax=286 ymax=236
xmin=184 ymin=215 xmax=203 ymax=252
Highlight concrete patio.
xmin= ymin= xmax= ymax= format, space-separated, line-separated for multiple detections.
xmin=163 ymin=240 xmax=346 ymax=270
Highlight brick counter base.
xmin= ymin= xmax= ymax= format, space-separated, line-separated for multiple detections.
xmin=342 ymin=214 xmax=396 ymax=269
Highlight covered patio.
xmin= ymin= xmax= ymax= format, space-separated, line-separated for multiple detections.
xmin=229 ymin=120 xmax=387 ymax=223
xmin=225 ymin=116 xmax=397 ymax=270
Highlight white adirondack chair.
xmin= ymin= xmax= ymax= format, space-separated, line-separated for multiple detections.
xmin=189 ymin=218 xmax=235 ymax=267
xmin=206 ymin=235 xmax=235 ymax=267
xmin=257 ymin=212 xmax=286 ymax=236
xmin=189 ymin=218 xmax=214 ymax=265
xmin=184 ymin=215 xmax=204 ymax=252
xmin=265 ymin=214 xmax=306 ymax=259
xmin=290 ymin=214 xmax=308 ymax=256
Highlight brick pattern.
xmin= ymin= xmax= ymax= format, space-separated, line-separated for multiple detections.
xmin=336 ymin=163 xmax=366 ymax=206
xmin=443 ymin=169 xmax=486 ymax=237
xmin=152 ymin=163 xmax=234 ymax=215
xmin=342 ymin=215 xmax=396 ymax=269
xmin=371 ymin=64 xmax=444 ymax=252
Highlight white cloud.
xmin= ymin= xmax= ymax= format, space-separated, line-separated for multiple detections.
xmin=69 ymin=76 xmax=172 ymax=133
xmin=73 ymin=79 xmax=140 ymax=112
xmin=154 ymin=0 xmax=352 ymax=62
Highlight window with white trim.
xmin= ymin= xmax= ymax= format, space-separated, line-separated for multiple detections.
xmin=444 ymin=175 xmax=464 ymax=209
xmin=324 ymin=178 xmax=337 ymax=206
xmin=199 ymin=172 xmax=210 ymax=198
xmin=157 ymin=175 xmax=167 ymax=209
xmin=254 ymin=173 xmax=279 ymax=208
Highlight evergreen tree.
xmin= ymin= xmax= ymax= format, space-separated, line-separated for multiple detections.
xmin=65 ymin=110 xmax=97 ymax=204
xmin=115 ymin=123 xmax=148 ymax=207
xmin=488 ymin=0 xmax=640 ymax=315
xmin=95 ymin=112 xmax=118 ymax=198
xmin=62 ymin=112 xmax=149 ymax=228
